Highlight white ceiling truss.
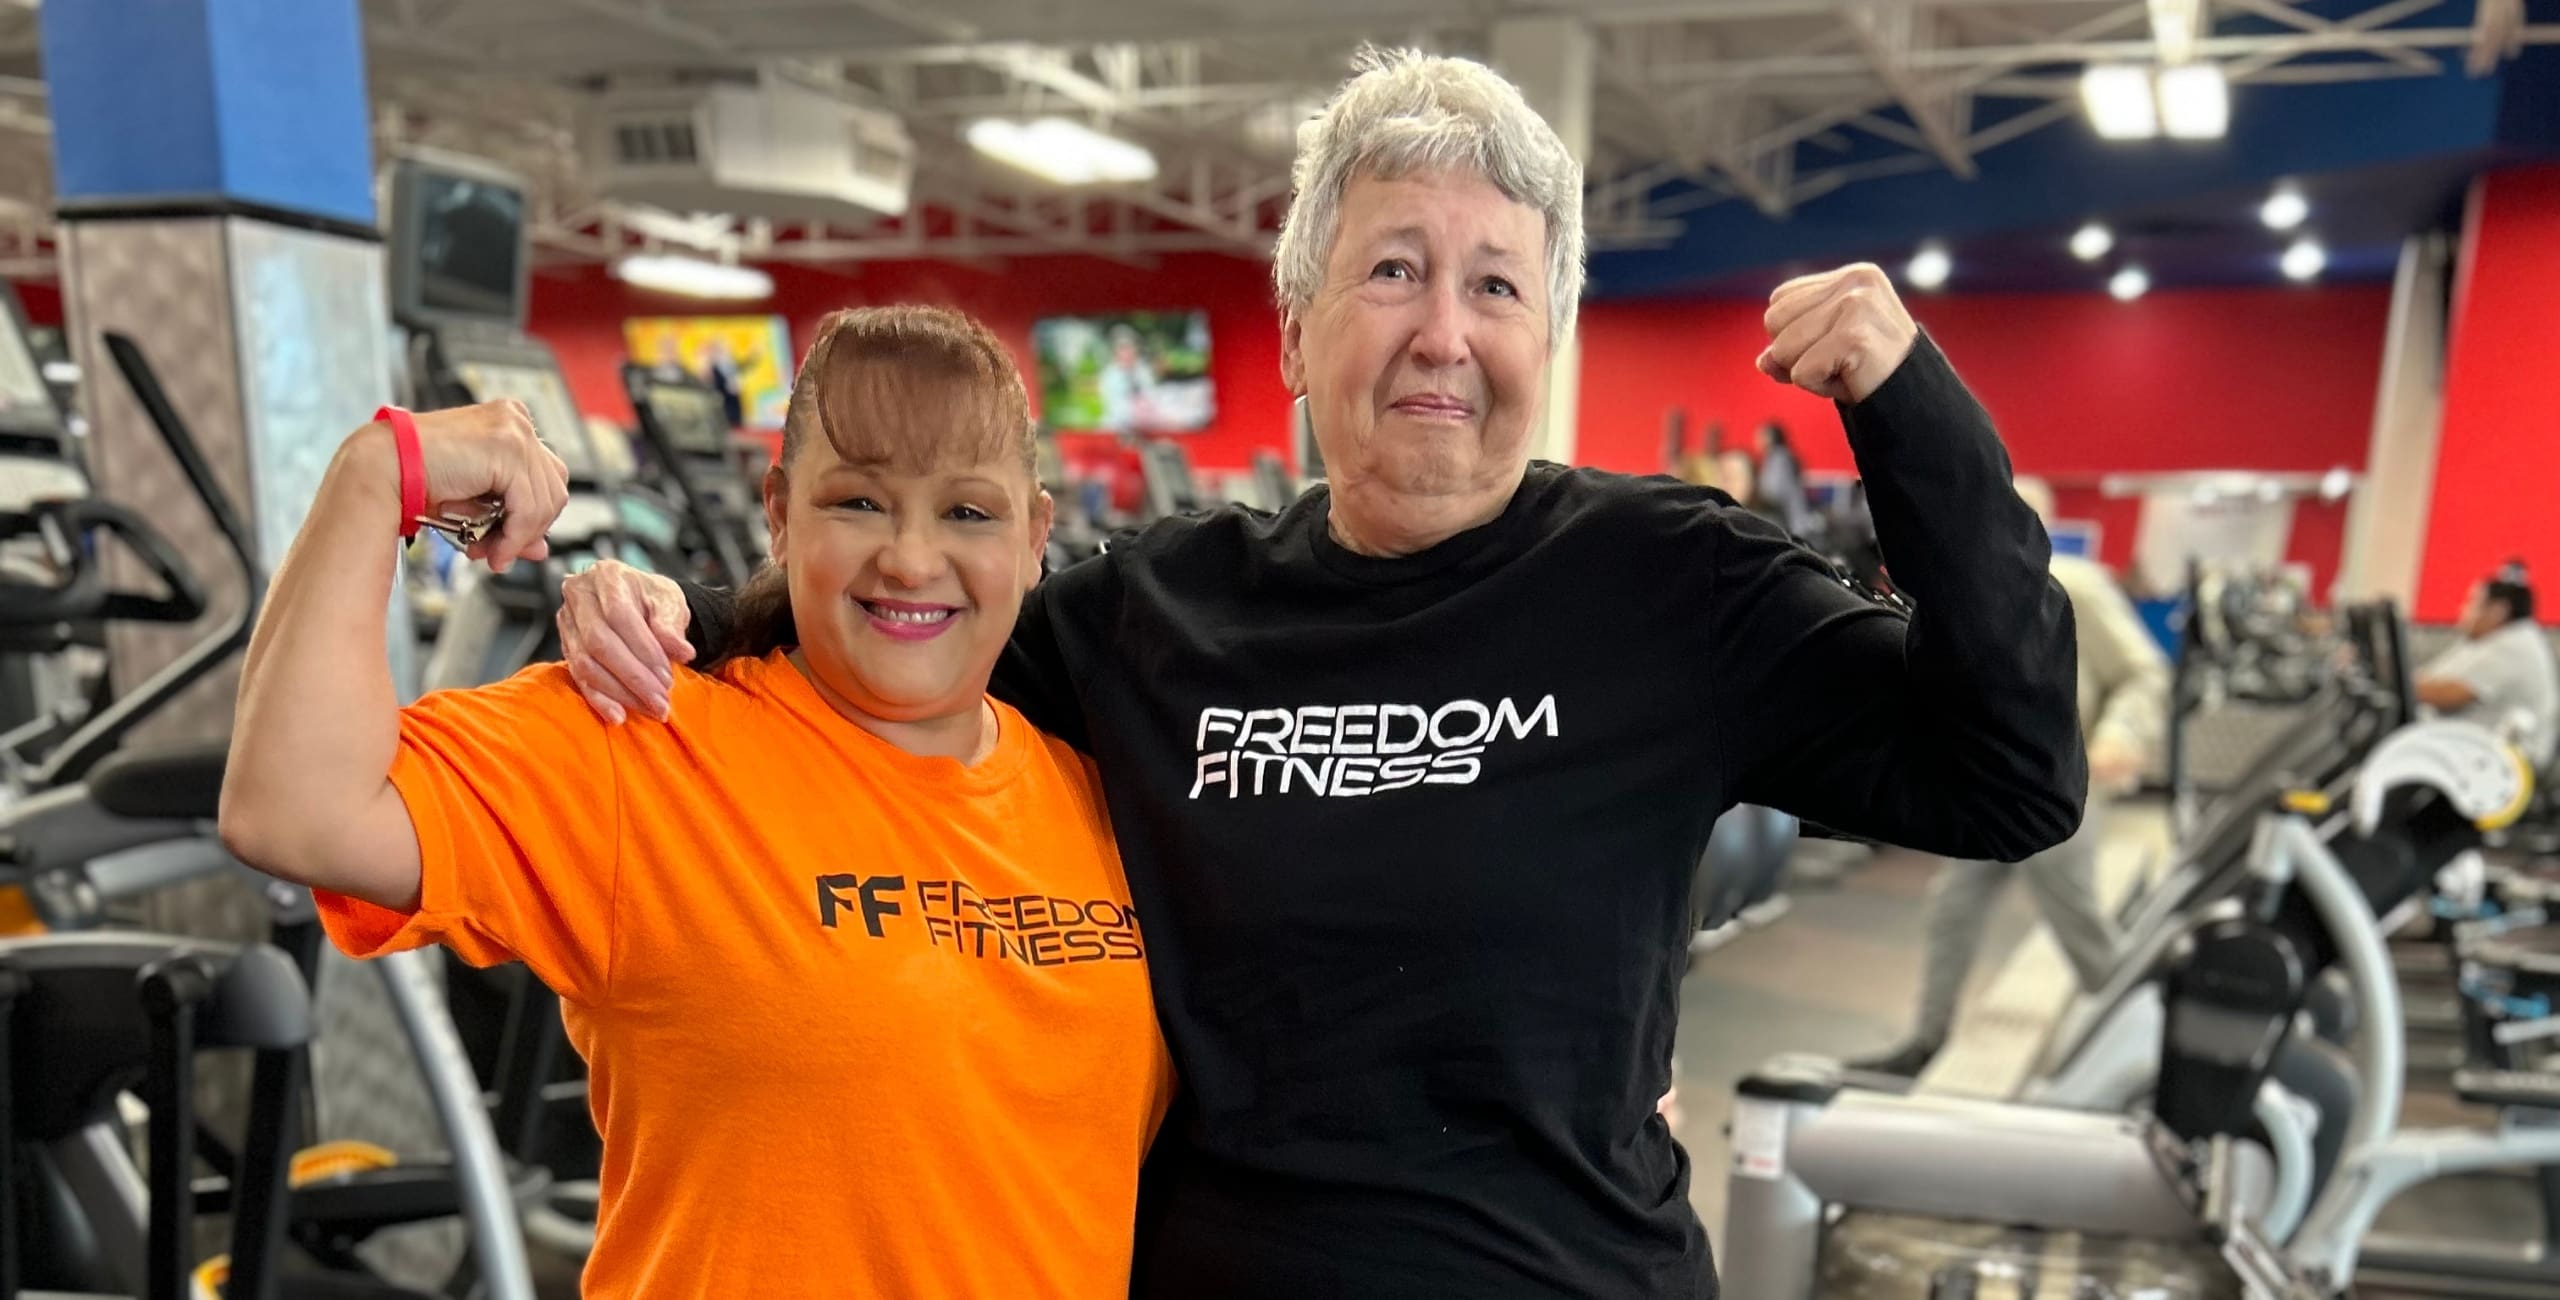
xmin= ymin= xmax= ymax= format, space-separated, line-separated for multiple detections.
xmin=0 ymin=0 xmax=2539 ymax=276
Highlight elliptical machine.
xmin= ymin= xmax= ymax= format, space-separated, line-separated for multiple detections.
xmin=1 ymin=334 xmax=535 ymax=1300
xmin=1720 ymin=714 xmax=2537 ymax=1298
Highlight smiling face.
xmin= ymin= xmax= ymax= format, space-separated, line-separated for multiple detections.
xmin=760 ymin=309 xmax=1051 ymax=729
xmin=1281 ymin=169 xmax=1550 ymax=548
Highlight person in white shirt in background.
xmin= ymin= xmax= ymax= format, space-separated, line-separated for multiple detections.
xmin=2418 ymin=560 xmax=2560 ymax=772
xmin=1853 ymin=475 xmax=2171 ymax=1077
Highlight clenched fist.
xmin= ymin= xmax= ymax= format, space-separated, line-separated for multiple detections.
xmin=1757 ymin=264 xmax=1920 ymax=406
xmin=397 ymin=398 xmax=571 ymax=574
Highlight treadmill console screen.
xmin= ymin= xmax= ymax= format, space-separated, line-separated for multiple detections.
xmin=456 ymin=360 xmax=596 ymax=482
xmin=644 ymin=383 xmax=733 ymax=459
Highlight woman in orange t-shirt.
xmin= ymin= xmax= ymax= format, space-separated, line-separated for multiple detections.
xmin=219 ymin=306 xmax=1176 ymax=1297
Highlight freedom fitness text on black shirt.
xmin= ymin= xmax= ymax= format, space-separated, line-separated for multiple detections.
xmin=684 ymin=333 xmax=2088 ymax=1299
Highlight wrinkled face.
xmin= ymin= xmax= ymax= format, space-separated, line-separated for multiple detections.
xmin=764 ymin=431 xmax=1051 ymax=725
xmin=1281 ymin=169 xmax=1550 ymax=503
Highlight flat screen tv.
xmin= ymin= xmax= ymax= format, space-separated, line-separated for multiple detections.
xmin=387 ymin=153 xmax=531 ymax=332
xmin=1030 ymin=310 xmax=1213 ymax=435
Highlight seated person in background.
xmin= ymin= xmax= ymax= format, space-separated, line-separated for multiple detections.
xmin=2418 ymin=559 xmax=2560 ymax=771
xmin=1854 ymin=476 xmax=2169 ymax=1076
xmin=218 ymin=305 xmax=1175 ymax=1299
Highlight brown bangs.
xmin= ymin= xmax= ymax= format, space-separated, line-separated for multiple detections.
xmin=786 ymin=306 xmax=1035 ymax=480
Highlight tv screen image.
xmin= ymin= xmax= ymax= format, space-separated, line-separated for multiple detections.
xmin=1031 ymin=311 xmax=1214 ymax=435
xmin=623 ymin=315 xmax=794 ymax=429
xmin=414 ymin=173 xmax=525 ymax=323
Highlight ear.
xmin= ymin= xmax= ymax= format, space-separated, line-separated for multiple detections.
xmin=1026 ymin=488 xmax=1057 ymax=590
xmin=1279 ymin=308 xmax=1308 ymax=397
xmin=761 ymin=466 xmax=790 ymax=564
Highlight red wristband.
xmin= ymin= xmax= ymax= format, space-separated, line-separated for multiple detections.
xmin=376 ymin=405 xmax=425 ymax=538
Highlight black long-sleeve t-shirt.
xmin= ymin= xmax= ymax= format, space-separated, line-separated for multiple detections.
xmin=679 ymin=333 xmax=2086 ymax=1297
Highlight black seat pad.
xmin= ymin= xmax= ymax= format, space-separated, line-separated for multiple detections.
xmin=2455 ymin=1068 xmax=2560 ymax=1112
xmin=86 ymin=740 xmax=227 ymax=821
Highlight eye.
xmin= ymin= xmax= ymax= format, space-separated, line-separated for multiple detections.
xmin=947 ymin=504 xmax=996 ymax=523
xmin=1372 ymin=259 xmax=1414 ymax=281
xmin=1483 ymin=276 xmax=1519 ymax=298
xmin=827 ymin=496 xmax=883 ymax=513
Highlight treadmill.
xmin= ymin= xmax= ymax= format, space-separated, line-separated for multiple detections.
xmin=383 ymin=152 xmax=627 ymax=691
xmin=1139 ymin=438 xmax=1204 ymax=522
xmin=385 ymin=151 xmax=623 ymax=560
xmin=621 ymin=363 xmax=764 ymax=587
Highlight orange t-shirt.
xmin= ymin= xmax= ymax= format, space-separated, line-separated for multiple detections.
xmin=318 ymin=651 xmax=1175 ymax=1298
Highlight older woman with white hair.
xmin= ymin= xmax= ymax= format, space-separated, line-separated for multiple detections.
xmin=555 ymin=46 xmax=2084 ymax=1299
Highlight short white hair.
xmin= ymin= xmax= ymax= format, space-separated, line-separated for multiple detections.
xmin=1273 ymin=47 xmax=1586 ymax=347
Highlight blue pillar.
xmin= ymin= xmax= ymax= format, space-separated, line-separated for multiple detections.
xmin=44 ymin=0 xmax=375 ymax=227
xmin=42 ymin=0 xmax=404 ymax=741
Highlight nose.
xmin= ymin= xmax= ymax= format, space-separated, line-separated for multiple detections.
xmin=875 ymin=517 xmax=946 ymax=588
xmin=1409 ymin=278 xmax=1470 ymax=371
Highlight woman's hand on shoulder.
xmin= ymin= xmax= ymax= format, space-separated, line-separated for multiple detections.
xmin=557 ymin=559 xmax=695 ymax=725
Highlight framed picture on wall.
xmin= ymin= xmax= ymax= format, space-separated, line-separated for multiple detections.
xmin=1031 ymin=310 xmax=1215 ymax=435
xmin=622 ymin=315 xmax=794 ymax=429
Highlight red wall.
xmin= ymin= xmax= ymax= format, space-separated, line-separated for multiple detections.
xmin=15 ymin=281 xmax=58 ymax=327
xmin=527 ymin=253 xmax=1290 ymax=473
xmin=1575 ymin=285 xmax=2391 ymax=589
xmin=2418 ymin=165 xmax=2560 ymax=623
xmin=518 ymin=254 xmax=2390 ymax=592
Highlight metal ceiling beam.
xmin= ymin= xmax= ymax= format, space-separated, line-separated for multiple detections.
xmin=1845 ymin=1 xmax=1977 ymax=178
xmin=2470 ymin=0 xmax=2529 ymax=74
xmin=925 ymin=186 xmax=1155 ymax=267
xmin=554 ymin=0 xmax=735 ymax=54
xmin=368 ymin=19 xmax=488 ymax=62
xmin=837 ymin=0 xmax=976 ymax=43
xmin=1741 ymin=1 xmax=2149 ymax=159
xmin=2223 ymin=0 xmax=2456 ymax=76
xmin=1631 ymin=14 xmax=2522 ymax=81
xmin=901 ymin=82 xmax=1304 ymax=118
xmin=2219 ymin=0 xmax=2439 ymax=72
xmin=760 ymin=229 xmax=1269 ymax=263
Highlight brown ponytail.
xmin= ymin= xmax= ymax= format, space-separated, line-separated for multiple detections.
xmin=699 ymin=304 xmax=1034 ymax=670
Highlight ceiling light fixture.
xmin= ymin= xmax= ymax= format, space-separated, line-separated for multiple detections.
xmin=2281 ymin=237 xmax=2326 ymax=282
xmin=2261 ymin=185 xmax=2309 ymax=231
xmin=2082 ymin=64 xmax=2159 ymax=140
xmin=611 ymin=254 xmax=774 ymax=301
xmin=2157 ymin=62 xmax=2230 ymax=139
xmin=966 ymin=117 xmax=1159 ymax=186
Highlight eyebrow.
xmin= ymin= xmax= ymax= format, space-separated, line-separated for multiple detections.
xmin=1369 ymin=227 xmax=1527 ymax=265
